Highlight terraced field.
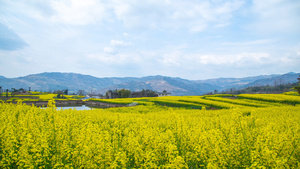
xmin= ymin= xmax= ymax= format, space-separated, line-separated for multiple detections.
xmin=1 ymin=93 xmax=300 ymax=168
xmin=89 ymin=93 xmax=300 ymax=109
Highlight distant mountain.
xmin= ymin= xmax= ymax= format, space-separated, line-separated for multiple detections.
xmin=98 ymin=75 xmax=220 ymax=96
xmin=0 ymin=77 xmax=28 ymax=89
xmin=243 ymin=72 xmax=300 ymax=88
xmin=196 ymin=74 xmax=279 ymax=90
xmin=0 ymin=72 xmax=299 ymax=96
xmin=15 ymin=72 xmax=139 ymax=93
xmin=0 ymin=73 xmax=220 ymax=95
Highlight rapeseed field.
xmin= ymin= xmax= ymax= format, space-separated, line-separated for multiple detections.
xmin=1 ymin=95 xmax=300 ymax=168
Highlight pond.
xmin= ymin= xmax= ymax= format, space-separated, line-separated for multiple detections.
xmin=42 ymin=105 xmax=99 ymax=110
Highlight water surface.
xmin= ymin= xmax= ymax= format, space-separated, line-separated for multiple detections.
xmin=43 ymin=105 xmax=99 ymax=110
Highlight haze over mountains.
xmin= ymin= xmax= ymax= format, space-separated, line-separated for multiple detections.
xmin=0 ymin=72 xmax=299 ymax=96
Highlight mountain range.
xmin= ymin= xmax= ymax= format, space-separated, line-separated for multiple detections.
xmin=0 ymin=72 xmax=299 ymax=96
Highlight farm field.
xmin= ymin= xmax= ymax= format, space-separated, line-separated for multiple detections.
xmin=0 ymin=92 xmax=84 ymax=102
xmin=1 ymin=94 xmax=300 ymax=168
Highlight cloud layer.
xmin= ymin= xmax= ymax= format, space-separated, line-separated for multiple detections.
xmin=0 ymin=22 xmax=27 ymax=50
xmin=0 ymin=0 xmax=299 ymax=79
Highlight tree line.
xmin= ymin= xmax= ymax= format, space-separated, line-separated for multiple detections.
xmin=219 ymin=82 xmax=300 ymax=95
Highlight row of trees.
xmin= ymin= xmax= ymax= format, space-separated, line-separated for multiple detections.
xmin=294 ymin=75 xmax=300 ymax=94
xmin=220 ymin=83 xmax=298 ymax=94
xmin=117 ymin=89 xmax=131 ymax=98
xmin=106 ymin=89 xmax=159 ymax=98
xmin=217 ymin=75 xmax=300 ymax=95
xmin=0 ymin=87 xmax=30 ymax=97
xmin=53 ymin=89 xmax=68 ymax=95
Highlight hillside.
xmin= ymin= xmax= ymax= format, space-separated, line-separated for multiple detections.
xmin=196 ymin=74 xmax=279 ymax=89
xmin=97 ymin=76 xmax=220 ymax=96
xmin=0 ymin=72 xmax=299 ymax=96
xmin=243 ymin=72 xmax=299 ymax=87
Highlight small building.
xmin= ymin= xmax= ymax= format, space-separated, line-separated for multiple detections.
xmin=157 ymin=90 xmax=171 ymax=97
xmin=86 ymin=94 xmax=104 ymax=99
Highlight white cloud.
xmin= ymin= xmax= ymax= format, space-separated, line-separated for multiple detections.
xmin=110 ymin=40 xmax=131 ymax=47
xmin=161 ymin=51 xmax=181 ymax=66
xmin=1 ymin=0 xmax=299 ymax=79
xmin=2 ymin=0 xmax=247 ymax=31
xmin=123 ymin=32 xmax=129 ymax=37
xmin=87 ymin=53 xmax=117 ymax=63
xmin=222 ymin=39 xmax=276 ymax=47
xmin=159 ymin=51 xmax=271 ymax=66
xmin=249 ymin=0 xmax=300 ymax=33
xmin=108 ymin=0 xmax=245 ymax=31
xmin=87 ymin=51 xmax=143 ymax=65
xmin=102 ymin=40 xmax=132 ymax=55
xmin=103 ymin=46 xmax=117 ymax=54
xmin=3 ymin=0 xmax=299 ymax=34
xmin=50 ymin=0 xmax=107 ymax=25
xmin=196 ymin=52 xmax=270 ymax=65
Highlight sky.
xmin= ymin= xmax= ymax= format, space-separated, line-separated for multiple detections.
xmin=0 ymin=0 xmax=300 ymax=80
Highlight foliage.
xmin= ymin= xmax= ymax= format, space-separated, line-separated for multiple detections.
xmin=77 ymin=90 xmax=86 ymax=96
xmin=64 ymin=89 xmax=68 ymax=95
xmin=294 ymin=75 xmax=300 ymax=95
xmin=294 ymin=86 xmax=300 ymax=95
xmin=143 ymin=89 xmax=157 ymax=97
xmin=222 ymin=82 xmax=299 ymax=94
xmin=117 ymin=89 xmax=131 ymax=98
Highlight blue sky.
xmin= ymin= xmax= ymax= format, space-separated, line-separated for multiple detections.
xmin=0 ymin=0 xmax=299 ymax=80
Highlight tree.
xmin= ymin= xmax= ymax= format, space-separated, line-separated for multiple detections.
xmin=213 ymin=89 xmax=218 ymax=94
xmin=53 ymin=90 xmax=63 ymax=94
xmin=11 ymin=88 xmax=16 ymax=96
xmin=64 ymin=89 xmax=68 ymax=95
xmin=141 ymin=89 xmax=146 ymax=97
xmin=294 ymin=75 xmax=300 ymax=95
xmin=77 ymin=90 xmax=86 ymax=96
xmin=117 ymin=89 xmax=131 ymax=98
xmin=146 ymin=90 xmax=157 ymax=97
xmin=88 ymin=87 xmax=96 ymax=95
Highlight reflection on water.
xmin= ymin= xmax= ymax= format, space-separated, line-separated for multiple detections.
xmin=57 ymin=105 xmax=99 ymax=110
xmin=44 ymin=105 xmax=99 ymax=110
